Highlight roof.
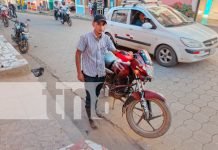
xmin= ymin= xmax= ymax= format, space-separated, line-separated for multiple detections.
xmin=115 ymin=3 xmax=164 ymax=10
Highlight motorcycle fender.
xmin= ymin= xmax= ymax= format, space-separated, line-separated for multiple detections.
xmin=144 ymin=90 xmax=166 ymax=103
xmin=122 ymin=90 xmax=166 ymax=115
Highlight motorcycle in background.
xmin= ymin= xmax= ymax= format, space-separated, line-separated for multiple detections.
xmin=8 ymin=8 xmax=17 ymax=18
xmin=54 ymin=7 xmax=61 ymax=20
xmin=0 ymin=6 xmax=9 ymax=27
xmin=104 ymin=50 xmax=171 ymax=138
xmin=54 ymin=8 xmax=59 ymax=20
xmin=11 ymin=19 xmax=30 ymax=54
xmin=60 ymin=8 xmax=72 ymax=26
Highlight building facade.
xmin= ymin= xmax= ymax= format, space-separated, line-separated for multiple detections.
xmin=75 ymin=0 xmax=218 ymax=26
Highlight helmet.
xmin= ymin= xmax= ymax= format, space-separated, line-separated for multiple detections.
xmin=115 ymin=50 xmax=133 ymax=62
xmin=105 ymin=51 xmax=130 ymax=77
xmin=131 ymin=50 xmax=153 ymax=81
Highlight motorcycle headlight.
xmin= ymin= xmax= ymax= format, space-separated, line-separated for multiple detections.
xmin=180 ymin=37 xmax=203 ymax=48
xmin=142 ymin=65 xmax=153 ymax=78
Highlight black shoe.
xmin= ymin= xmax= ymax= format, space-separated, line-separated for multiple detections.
xmin=96 ymin=110 xmax=104 ymax=118
xmin=89 ymin=119 xmax=98 ymax=129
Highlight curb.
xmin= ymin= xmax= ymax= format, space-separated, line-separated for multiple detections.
xmin=17 ymin=11 xmax=92 ymax=21
xmin=0 ymin=35 xmax=29 ymax=77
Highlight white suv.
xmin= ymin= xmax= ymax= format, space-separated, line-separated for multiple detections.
xmin=105 ymin=3 xmax=218 ymax=67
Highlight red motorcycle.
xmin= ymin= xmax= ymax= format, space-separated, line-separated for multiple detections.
xmin=104 ymin=50 xmax=171 ymax=138
xmin=0 ymin=7 xmax=9 ymax=27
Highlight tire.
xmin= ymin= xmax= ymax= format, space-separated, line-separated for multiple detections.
xmin=126 ymin=98 xmax=171 ymax=138
xmin=67 ymin=18 xmax=72 ymax=26
xmin=3 ymin=18 xmax=9 ymax=27
xmin=19 ymin=40 xmax=29 ymax=54
xmin=105 ymin=32 xmax=117 ymax=47
xmin=155 ymin=45 xmax=178 ymax=67
xmin=55 ymin=15 xmax=58 ymax=20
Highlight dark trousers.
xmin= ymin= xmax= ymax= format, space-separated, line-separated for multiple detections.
xmin=83 ymin=73 xmax=105 ymax=119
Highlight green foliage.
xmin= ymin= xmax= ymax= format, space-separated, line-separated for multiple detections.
xmin=173 ymin=2 xmax=195 ymax=18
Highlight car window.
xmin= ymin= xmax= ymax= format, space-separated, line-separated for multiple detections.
xmin=148 ymin=6 xmax=193 ymax=27
xmin=111 ymin=9 xmax=129 ymax=24
xmin=130 ymin=10 xmax=147 ymax=26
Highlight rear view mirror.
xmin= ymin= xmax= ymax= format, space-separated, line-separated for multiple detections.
xmin=142 ymin=22 xmax=153 ymax=29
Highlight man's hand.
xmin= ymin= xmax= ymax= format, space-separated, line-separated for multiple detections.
xmin=77 ymin=72 xmax=84 ymax=82
xmin=75 ymin=49 xmax=84 ymax=82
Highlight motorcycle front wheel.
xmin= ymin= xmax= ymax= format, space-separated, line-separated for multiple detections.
xmin=3 ymin=18 xmax=9 ymax=27
xmin=18 ymin=40 xmax=29 ymax=54
xmin=126 ymin=98 xmax=171 ymax=138
xmin=67 ymin=18 xmax=72 ymax=27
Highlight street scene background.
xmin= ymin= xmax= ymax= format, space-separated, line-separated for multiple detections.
xmin=0 ymin=12 xmax=218 ymax=149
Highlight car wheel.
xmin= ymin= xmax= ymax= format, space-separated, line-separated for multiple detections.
xmin=155 ymin=45 xmax=178 ymax=67
xmin=105 ymin=32 xmax=117 ymax=47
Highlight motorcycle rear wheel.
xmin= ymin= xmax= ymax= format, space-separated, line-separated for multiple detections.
xmin=126 ymin=98 xmax=171 ymax=138
xmin=19 ymin=40 xmax=29 ymax=54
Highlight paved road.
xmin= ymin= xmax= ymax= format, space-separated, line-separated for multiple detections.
xmin=2 ymin=13 xmax=218 ymax=150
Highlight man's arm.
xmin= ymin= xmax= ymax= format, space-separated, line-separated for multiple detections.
xmin=75 ymin=50 xmax=84 ymax=82
xmin=75 ymin=35 xmax=87 ymax=82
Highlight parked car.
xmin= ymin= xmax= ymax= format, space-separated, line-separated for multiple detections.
xmin=105 ymin=2 xmax=218 ymax=67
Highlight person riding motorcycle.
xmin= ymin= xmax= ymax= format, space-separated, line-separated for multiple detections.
xmin=54 ymin=1 xmax=60 ymax=20
xmin=8 ymin=2 xmax=16 ymax=18
xmin=60 ymin=1 xmax=68 ymax=22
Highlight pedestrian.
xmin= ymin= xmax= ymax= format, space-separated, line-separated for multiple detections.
xmin=75 ymin=15 xmax=117 ymax=129
xmin=8 ymin=2 xmax=16 ymax=17
xmin=39 ymin=3 xmax=42 ymax=13
xmin=92 ymin=0 xmax=97 ymax=17
xmin=88 ymin=0 xmax=93 ymax=16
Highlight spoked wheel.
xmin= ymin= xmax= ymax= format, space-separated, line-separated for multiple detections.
xmin=126 ymin=98 xmax=171 ymax=138
xmin=3 ymin=18 xmax=9 ymax=27
xmin=18 ymin=40 xmax=29 ymax=54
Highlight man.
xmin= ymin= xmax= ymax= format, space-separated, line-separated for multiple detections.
xmin=88 ymin=0 xmax=93 ymax=15
xmin=134 ymin=12 xmax=146 ymax=26
xmin=8 ymin=2 xmax=16 ymax=18
xmin=60 ymin=1 xmax=68 ymax=22
xmin=75 ymin=15 xmax=117 ymax=129
xmin=92 ymin=0 xmax=97 ymax=17
xmin=54 ymin=1 xmax=60 ymax=20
